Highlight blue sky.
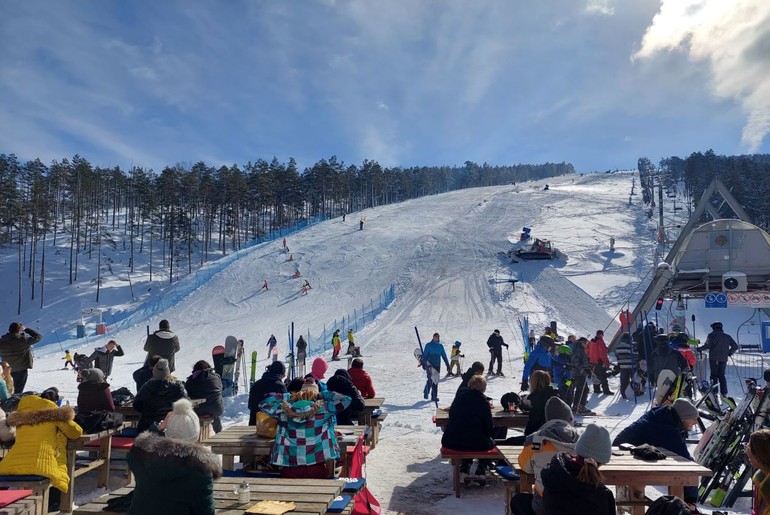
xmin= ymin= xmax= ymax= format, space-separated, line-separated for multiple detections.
xmin=1 ymin=0 xmax=769 ymax=173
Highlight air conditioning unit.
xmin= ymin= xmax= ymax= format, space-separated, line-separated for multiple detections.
xmin=722 ymin=271 xmax=747 ymax=292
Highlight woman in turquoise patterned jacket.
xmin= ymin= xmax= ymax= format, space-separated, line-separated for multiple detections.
xmin=259 ymin=379 xmax=351 ymax=479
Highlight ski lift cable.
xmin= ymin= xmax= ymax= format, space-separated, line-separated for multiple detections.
xmin=602 ymin=264 xmax=655 ymax=336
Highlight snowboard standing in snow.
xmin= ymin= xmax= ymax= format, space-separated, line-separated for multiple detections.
xmin=212 ymin=345 xmax=226 ymax=379
xmin=653 ymin=369 xmax=677 ymax=406
xmin=221 ymin=335 xmax=239 ymax=397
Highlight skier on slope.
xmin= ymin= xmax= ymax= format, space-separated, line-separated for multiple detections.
xmin=486 ymin=329 xmax=509 ymax=377
xmin=331 ymin=329 xmax=342 ymax=361
xmin=296 ymin=335 xmax=307 ymax=373
xmin=421 ymin=333 xmax=450 ymax=402
xmin=266 ymin=335 xmax=278 ymax=362
xmin=697 ymin=321 xmax=739 ymax=397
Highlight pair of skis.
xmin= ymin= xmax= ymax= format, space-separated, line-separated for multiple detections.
xmin=415 ymin=327 xmax=439 ymax=407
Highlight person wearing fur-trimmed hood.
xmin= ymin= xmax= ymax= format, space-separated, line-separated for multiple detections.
xmin=127 ymin=399 xmax=222 ymax=515
xmin=0 ymin=393 xmax=83 ymax=492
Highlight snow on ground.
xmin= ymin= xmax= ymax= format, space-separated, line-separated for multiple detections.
xmin=1 ymin=170 xmax=767 ymax=513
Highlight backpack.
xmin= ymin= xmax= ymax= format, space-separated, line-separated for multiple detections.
xmin=644 ymin=495 xmax=694 ymax=515
xmin=74 ymin=410 xmax=125 ymax=434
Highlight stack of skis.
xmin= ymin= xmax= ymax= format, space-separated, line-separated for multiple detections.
xmin=695 ymin=378 xmax=770 ymax=508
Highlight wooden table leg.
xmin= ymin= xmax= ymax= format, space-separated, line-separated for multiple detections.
xmin=98 ymin=435 xmax=112 ymax=488
xmin=61 ymin=446 xmax=77 ymax=513
xmin=669 ymin=485 xmax=685 ymax=499
xmin=223 ymin=455 xmax=235 ymax=470
xmin=616 ymin=485 xmax=647 ymax=515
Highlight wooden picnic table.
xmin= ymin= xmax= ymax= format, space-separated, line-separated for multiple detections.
xmin=201 ymin=424 xmax=367 ymax=472
xmin=357 ymin=397 xmax=385 ymax=448
xmin=433 ymin=408 xmax=528 ymax=429
xmin=72 ymin=477 xmax=352 ymax=515
xmin=60 ymin=422 xmax=134 ymax=513
xmin=498 ymin=445 xmax=712 ymax=515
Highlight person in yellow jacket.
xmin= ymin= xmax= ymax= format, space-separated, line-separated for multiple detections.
xmin=512 ymin=397 xmax=579 ymax=515
xmin=0 ymin=389 xmax=83 ymax=510
xmin=331 ymin=330 xmax=342 ymax=361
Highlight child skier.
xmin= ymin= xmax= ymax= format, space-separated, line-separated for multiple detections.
xmin=448 ymin=341 xmax=464 ymax=376
xmin=62 ymin=350 xmax=74 ymax=370
xmin=551 ymin=344 xmax=573 ymax=405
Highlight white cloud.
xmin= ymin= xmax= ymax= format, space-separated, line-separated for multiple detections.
xmin=586 ymin=0 xmax=615 ymax=16
xmin=634 ymin=0 xmax=770 ymax=151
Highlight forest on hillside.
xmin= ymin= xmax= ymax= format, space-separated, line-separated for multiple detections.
xmin=637 ymin=151 xmax=770 ymax=230
xmin=0 ymin=153 xmax=573 ymax=302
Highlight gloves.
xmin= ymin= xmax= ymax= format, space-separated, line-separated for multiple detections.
xmin=504 ymin=343 xmax=509 ymax=348
xmin=630 ymin=444 xmax=667 ymax=461
xmin=520 ymin=380 xmax=529 ymax=392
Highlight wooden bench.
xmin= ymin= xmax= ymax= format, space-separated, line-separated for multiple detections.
xmin=0 ymin=476 xmax=50 ymax=515
xmin=491 ymin=466 xmax=520 ymax=515
xmin=440 ymin=447 xmax=503 ymax=498
xmin=198 ymin=415 xmax=213 ymax=443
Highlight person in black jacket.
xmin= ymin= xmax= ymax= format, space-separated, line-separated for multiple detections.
xmin=85 ymin=340 xmax=124 ymax=378
xmin=184 ymin=360 xmax=224 ymax=433
xmin=325 ymin=369 xmax=365 ymax=425
xmin=247 ymin=361 xmax=286 ymax=425
xmin=698 ymin=321 xmax=739 ymax=396
xmin=541 ymin=423 xmax=615 ymax=515
xmin=133 ymin=359 xmax=188 ymax=433
xmin=133 ymin=355 xmax=162 ymax=393
xmin=612 ymin=398 xmax=700 ymax=504
xmin=523 ymin=369 xmax=559 ymax=436
xmin=441 ymin=375 xmax=494 ymax=476
xmin=486 ymin=329 xmax=509 ymax=377
xmin=456 ymin=361 xmax=485 ymax=394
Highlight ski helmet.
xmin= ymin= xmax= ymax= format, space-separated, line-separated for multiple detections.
xmin=711 ymin=321 xmax=723 ymax=330
xmin=453 ymin=341 xmax=462 ymax=347
xmin=557 ymin=344 xmax=572 ymax=355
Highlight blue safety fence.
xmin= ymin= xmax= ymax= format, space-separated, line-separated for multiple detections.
xmin=303 ymin=284 xmax=396 ymax=355
xmin=51 ymin=216 xmax=326 ymax=346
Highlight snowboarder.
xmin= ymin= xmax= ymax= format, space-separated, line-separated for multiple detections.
xmin=62 ymin=350 xmax=74 ymax=370
xmin=266 ymin=335 xmax=278 ymax=362
xmin=448 ymin=341 xmax=464 ymax=376
xmin=342 ymin=212 xmax=346 ymax=222
xmin=421 ymin=333 xmax=450 ymax=402
xmin=282 ymin=238 xmax=287 ymax=250
xmin=288 ymin=254 xmax=294 ymax=261
xmin=331 ymin=330 xmax=342 ymax=361
xmin=261 ymin=280 xmax=269 ymax=291
xmin=697 ymin=321 xmax=739 ymax=397
xmin=301 ymin=279 xmax=311 ymax=295
xmin=359 ymin=218 xmax=365 ymax=230
xmin=486 ymin=329 xmax=509 ymax=377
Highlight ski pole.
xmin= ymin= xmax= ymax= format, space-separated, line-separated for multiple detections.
xmin=506 ymin=345 xmax=515 ymax=378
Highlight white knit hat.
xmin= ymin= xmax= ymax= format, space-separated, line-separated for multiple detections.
xmin=164 ymin=398 xmax=200 ymax=442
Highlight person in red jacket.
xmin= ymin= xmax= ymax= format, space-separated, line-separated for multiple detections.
xmin=348 ymin=358 xmax=376 ymax=399
xmin=588 ymin=330 xmax=613 ymax=395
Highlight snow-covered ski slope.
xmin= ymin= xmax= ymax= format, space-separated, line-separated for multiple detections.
xmin=3 ymin=170 xmax=761 ymax=513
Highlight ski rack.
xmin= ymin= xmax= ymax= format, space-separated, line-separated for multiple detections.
xmin=696 ymin=380 xmax=770 ymax=507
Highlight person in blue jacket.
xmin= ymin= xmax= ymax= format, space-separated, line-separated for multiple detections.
xmin=612 ymin=398 xmax=700 ymax=504
xmin=421 ymin=333 xmax=450 ymax=402
xmin=521 ymin=335 xmax=554 ymax=391
xmin=551 ymin=344 xmax=573 ymax=404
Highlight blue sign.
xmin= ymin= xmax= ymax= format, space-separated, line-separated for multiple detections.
xmin=705 ymin=293 xmax=727 ymax=308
